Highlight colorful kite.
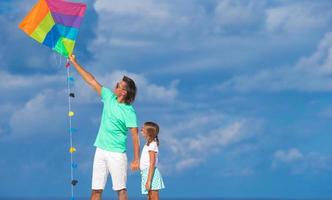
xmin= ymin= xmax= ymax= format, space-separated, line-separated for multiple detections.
xmin=19 ymin=0 xmax=86 ymax=57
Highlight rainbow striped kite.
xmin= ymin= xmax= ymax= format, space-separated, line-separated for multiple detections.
xmin=19 ymin=0 xmax=86 ymax=57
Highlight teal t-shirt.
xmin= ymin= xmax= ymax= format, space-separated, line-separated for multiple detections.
xmin=94 ymin=87 xmax=137 ymax=152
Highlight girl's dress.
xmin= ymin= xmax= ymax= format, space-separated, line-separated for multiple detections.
xmin=139 ymin=140 xmax=165 ymax=194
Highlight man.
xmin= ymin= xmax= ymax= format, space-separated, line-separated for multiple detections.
xmin=69 ymin=55 xmax=140 ymax=200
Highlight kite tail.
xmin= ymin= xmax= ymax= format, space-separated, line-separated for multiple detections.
xmin=66 ymin=59 xmax=78 ymax=200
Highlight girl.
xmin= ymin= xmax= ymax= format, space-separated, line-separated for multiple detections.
xmin=140 ymin=122 xmax=165 ymax=200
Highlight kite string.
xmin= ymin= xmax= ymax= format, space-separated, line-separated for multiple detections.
xmin=66 ymin=60 xmax=75 ymax=199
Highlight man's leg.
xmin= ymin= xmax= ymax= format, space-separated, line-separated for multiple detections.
xmin=117 ymin=188 xmax=128 ymax=200
xmin=91 ymin=149 xmax=108 ymax=200
xmin=109 ymin=152 xmax=128 ymax=200
xmin=90 ymin=190 xmax=103 ymax=200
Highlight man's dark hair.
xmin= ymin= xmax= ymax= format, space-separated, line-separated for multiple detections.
xmin=123 ymin=76 xmax=137 ymax=104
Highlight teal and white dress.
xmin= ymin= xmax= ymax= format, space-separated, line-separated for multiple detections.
xmin=140 ymin=141 xmax=165 ymax=194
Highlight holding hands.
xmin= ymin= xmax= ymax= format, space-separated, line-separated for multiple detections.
xmin=130 ymin=159 xmax=140 ymax=171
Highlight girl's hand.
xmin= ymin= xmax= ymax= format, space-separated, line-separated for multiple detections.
xmin=145 ymin=181 xmax=151 ymax=191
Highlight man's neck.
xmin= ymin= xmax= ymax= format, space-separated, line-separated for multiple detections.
xmin=117 ymin=96 xmax=125 ymax=103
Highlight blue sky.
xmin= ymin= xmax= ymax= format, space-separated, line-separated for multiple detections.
xmin=1 ymin=0 xmax=332 ymax=199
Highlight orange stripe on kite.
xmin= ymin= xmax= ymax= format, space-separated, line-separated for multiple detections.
xmin=18 ymin=0 xmax=50 ymax=35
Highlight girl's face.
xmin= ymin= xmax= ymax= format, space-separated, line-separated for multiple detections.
xmin=141 ymin=126 xmax=148 ymax=139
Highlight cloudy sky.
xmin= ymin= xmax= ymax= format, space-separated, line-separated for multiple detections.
xmin=1 ymin=0 xmax=332 ymax=199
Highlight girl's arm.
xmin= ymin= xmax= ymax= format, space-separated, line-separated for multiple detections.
xmin=69 ymin=54 xmax=102 ymax=96
xmin=145 ymin=150 xmax=156 ymax=190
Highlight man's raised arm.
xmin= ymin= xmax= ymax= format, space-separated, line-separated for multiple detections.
xmin=69 ymin=54 xmax=102 ymax=96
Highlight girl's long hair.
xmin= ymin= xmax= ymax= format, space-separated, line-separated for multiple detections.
xmin=144 ymin=121 xmax=160 ymax=146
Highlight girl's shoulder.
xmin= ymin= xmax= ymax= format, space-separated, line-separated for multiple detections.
xmin=151 ymin=140 xmax=157 ymax=145
xmin=145 ymin=141 xmax=158 ymax=152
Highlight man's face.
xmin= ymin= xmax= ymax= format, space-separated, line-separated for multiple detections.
xmin=115 ymin=80 xmax=127 ymax=97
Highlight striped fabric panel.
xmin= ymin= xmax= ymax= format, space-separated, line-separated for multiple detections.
xmin=62 ymin=37 xmax=75 ymax=56
xmin=57 ymin=24 xmax=79 ymax=41
xmin=30 ymin=12 xmax=55 ymax=43
xmin=46 ymin=0 xmax=86 ymax=17
xmin=54 ymin=37 xmax=69 ymax=56
xmin=19 ymin=0 xmax=50 ymax=35
xmin=53 ymin=37 xmax=75 ymax=57
xmin=51 ymin=12 xmax=83 ymax=28
xmin=43 ymin=25 xmax=61 ymax=48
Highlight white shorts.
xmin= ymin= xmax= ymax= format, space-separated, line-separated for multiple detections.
xmin=92 ymin=148 xmax=128 ymax=191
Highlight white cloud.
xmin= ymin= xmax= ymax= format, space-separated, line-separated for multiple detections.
xmin=0 ymin=68 xmax=178 ymax=105
xmin=273 ymin=148 xmax=303 ymax=164
xmin=9 ymin=89 xmax=67 ymax=139
xmin=218 ymin=32 xmax=332 ymax=92
xmin=88 ymin=0 xmax=332 ymax=77
xmin=272 ymin=148 xmax=332 ymax=174
xmin=220 ymin=167 xmax=254 ymax=177
xmin=175 ymin=158 xmax=203 ymax=172
xmin=94 ymin=0 xmax=170 ymax=19
xmin=265 ymin=2 xmax=331 ymax=33
xmin=116 ymin=70 xmax=178 ymax=103
xmin=89 ymin=0 xmax=204 ymax=59
xmin=215 ymin=0 xmax=265 ymax=30
xmin=92 ymin=0 xmax=176 ymax=39
xmin=297 ymin=32 xmax=332 ymax=74
xmin=179 ymin=120 xmax=258 ymax=154
xmin=110 ymin=38 xmax=154 ymax=48
xmin=89 ymin=35 xmax=155 ymax=50
xmin=0 ymin=68 xmax=178 ymax=139
xmin=317 ymin=106 xmax=332 ymax=119
xmin=161 ymin=112 xmax=262 ymax=172
xmin=20 ymin=159 xmax=48 ymax=176
xmin=74 ymin=70 xmax=179 ymax=104
xmin=0 ymin=71 xmax=63 ymax=90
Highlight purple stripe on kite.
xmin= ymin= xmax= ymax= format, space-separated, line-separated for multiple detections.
xmin=51 ymin=12 xmax=83 ymax=28
xmin=46 ymin=0 xmax=86 ymax=17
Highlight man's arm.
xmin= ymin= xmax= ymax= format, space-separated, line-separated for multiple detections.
xmin=130 ymin=127 xmax=140 ymax=171
xmin=69 ymin=54 xmax=102 ymax=96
